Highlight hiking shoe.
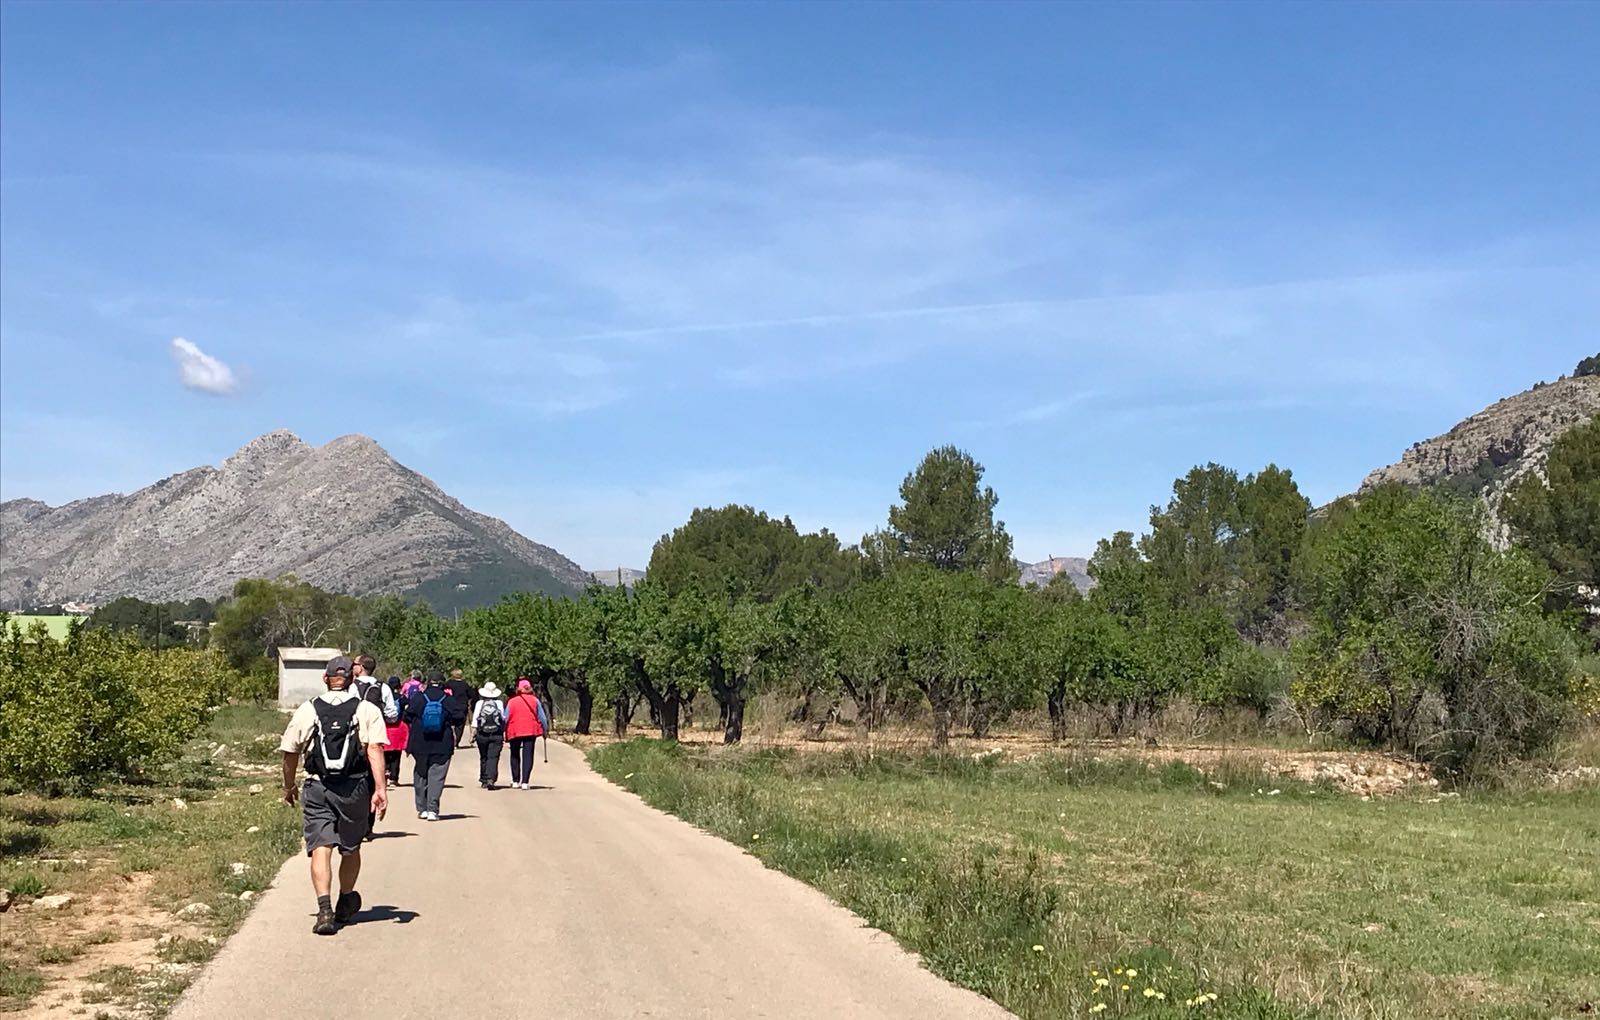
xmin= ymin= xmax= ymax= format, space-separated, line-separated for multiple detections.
xmin=334 ymin=891 xmax=361 ymax=924
xmin=312 ymin=908 xmax=338 ymax=935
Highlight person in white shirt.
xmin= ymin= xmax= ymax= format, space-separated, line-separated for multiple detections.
xmin=279 ymin=655 xmax=388 ymax=935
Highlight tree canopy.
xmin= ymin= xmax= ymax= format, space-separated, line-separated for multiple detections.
xmin=869 ymin=445 xmax=1016 ymax=582
xmin=648 ymin=504 xmax=858 ymax=601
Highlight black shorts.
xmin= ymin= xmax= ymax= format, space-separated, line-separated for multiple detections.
xmin=302 ymin=776 xmax=371 ymax=856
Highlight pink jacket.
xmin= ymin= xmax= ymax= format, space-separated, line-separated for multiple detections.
xmin=505 ymin=693 xmax=545 ymax=740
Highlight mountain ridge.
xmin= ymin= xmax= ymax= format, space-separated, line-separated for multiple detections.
xmin=0 ymin=430 xmax=590 ymax=611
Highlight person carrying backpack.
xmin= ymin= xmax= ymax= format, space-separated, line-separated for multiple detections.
xmin=403 ymin=670 xmax=466 ymax=820
xmin=504 ymin=677 xmax=549 ymax=790
xmin=350 ymin=654 xmax=399 ymax=841
xmin=472 ymin=682 xmax=507 ymax=789
xmin=352 ymin=654 xmax=399 ymax=724
xmin=382 ymin=676 xmax=408 ymax=787
xmin=278 ymin=655 xmax=389 ymax=935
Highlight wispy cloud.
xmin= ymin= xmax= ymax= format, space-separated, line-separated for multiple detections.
xmin=169 ymin=337 xmax=237 ymax=395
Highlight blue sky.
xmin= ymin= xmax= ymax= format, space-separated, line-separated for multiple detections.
xmin=2 ymin=3 xmax=1596 ymax=571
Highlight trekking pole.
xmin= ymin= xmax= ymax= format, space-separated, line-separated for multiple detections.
xmin=541 ymin=732 xmax=548 ymax=763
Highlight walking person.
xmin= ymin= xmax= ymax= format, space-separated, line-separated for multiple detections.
xmin=278 ymin=655 xmax=389 ymax=935
xmin=403 ymin=670 xmax=465 ymax=820
xmin=472 ymin=682 xmax=507 ymax=789
xmin=351 ymin=654 xmax=399 ymax=841
xmin=352 ymin=655 xmax=399 ymax=723
xmin=382 ymin=676 xmax=408 ymax=787
xmin=444 ymin=669 xmax=477 ymax=748
xmin=504 ymin=677 xmax=549 ymax=790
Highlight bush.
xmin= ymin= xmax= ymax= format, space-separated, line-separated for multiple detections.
xmin=1292 ymin=488 xmax=1583 ymax=778
xmin=0 ymin=622 xmax=232 ymax=793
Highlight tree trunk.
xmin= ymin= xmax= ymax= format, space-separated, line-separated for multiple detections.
xmin=612 ymin=696 xmax=630 ymax=737
xmin=1047 ymin=685 xmax=1067 ymax=742
xmin=970 ymin=699 xmax=993 ymax=739
xmin=574 ymin=686 xmax=593 ymax=735
xmin=659 ymin=695 xmax=681 ymax=742
xmin=723 ymin=694 xmax=745 ymax=744
xmin=932 ymin=701 xmax=952 ymax=749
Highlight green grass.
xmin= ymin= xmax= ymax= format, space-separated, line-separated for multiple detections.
xmin=0 ymin=958 xmax=45 ymax=1011
xmin=590 ymin=740 xmax=1600 ymax=1020
xmin=0 ymin=704 xmax=300 ymax=1014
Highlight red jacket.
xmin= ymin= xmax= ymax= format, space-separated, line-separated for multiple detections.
xmin=505 ymin=693 xmax=545 ymax=740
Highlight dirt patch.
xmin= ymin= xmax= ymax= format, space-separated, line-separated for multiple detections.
xmin=6 ymin=872 xmax=213 ymax=1018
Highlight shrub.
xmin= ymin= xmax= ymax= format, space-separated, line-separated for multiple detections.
xmin=0 ymin=622 xmax=231 ymax=793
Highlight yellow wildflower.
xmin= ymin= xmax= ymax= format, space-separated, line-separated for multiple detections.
xmin=1090 ymin=970 xmax=1100 ymax=977
xmin=1089 ymin=1005 xmax=1107 ymax=1015
xmin=1114 ymin=968 xmax=1123 ymax=975
xmin=1032 ymin=945 xmax=1045 ymax=953
xmin=1094 ymin=978 xmax=1109 ymax=988
xmin=1144 ymin=988 xmax=1157 ymax=998
xmin=1121 ymin=984 xmax=1130 ymax=991
xmin=1126 ymin=968 xmax=1139 ymax=978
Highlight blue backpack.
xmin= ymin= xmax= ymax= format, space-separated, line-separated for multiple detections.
xmin=420 ymin=689 xmax=447 ymax=738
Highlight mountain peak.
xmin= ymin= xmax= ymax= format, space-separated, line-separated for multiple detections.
xmin=1 ymin=432 xmax=590 ymax=610
xmin=223 ymin=429 xmax=311 ymax=471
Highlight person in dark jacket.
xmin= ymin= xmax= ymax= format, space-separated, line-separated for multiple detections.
xmin=403 ymin=670 xmax=466 ymax=820
xmin=443 ymin=669 xmax=477 ymax=748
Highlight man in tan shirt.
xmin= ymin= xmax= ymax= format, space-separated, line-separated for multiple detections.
xmin=279 ymin=655 xmax=389 ymax=935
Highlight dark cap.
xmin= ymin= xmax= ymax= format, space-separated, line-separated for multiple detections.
xmin=325 ymin=655 xmax=353 ymax=678
xmin=425 ymin=669 xmax=446 ymax=685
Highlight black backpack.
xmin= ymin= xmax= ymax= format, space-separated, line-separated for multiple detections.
xmin=355 ymin=679 xmax=385 ymax=711
xmin=477 ymin=700 xmax=505 ymax=737
xmin=306 ymin=699 xmax=361 ymax=778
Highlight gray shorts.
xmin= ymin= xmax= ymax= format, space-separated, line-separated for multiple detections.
xmin=302 ymin=776 xmax=371 ymax=856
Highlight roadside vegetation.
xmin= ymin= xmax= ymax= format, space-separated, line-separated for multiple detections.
xmin=363 ymin=416 xmax=1600 ymax=788
xmin=0 ymin=705 xmax=298 ymax=1015
xmin=592 ymin=739 xmax=1600 ymax=1020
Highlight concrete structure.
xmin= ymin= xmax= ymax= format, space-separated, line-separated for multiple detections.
xmin=276 ymin=647 xmax=344 ymax=710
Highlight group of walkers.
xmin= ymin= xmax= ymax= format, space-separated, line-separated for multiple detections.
xmin=277 ymin=654 xmax=550 ymax=935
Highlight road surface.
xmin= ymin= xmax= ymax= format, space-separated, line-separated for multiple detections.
xmin=170 ymin=739 xmax=1013 ymax=1019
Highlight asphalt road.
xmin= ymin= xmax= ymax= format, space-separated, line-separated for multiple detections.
xmin=169 ymin=738 xmax=1013 ymax=1019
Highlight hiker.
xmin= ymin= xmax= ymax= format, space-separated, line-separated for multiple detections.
xmin=400 ymin=670 xmax=424 ymax=704
xmin=444 ymin=669 xmax=477 ymax=748
xmin=382 ymin=676 xmax=408 ymax=787
xmin=278 ymin=655 xmax=389 ymax=935
xmin=403 ymin=670 xmax=466 ymax=820
xmin=350 ymin=655 xmax=400 ymax=841
xmin=504 ymin=677 xmax=549 ymax=790
xmin=472 ymin=681 xmax=507 ymax=789
xmin=352 ymin=654 xmax=399 ymax=724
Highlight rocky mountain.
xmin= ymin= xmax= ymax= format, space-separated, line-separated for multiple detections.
xmin=1017 ymin=556 xmax=1094 ymax=593
xmin=589 ymin=567 xmax=647 ymax=588
xmin=0 ymin=430 xmax=591 ymax=612
xmin=1358 ymin=373 xmax=1600 ymax=518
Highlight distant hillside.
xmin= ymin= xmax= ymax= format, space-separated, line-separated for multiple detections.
xmin=589 ymin=567 xmax=647 ymax=588
xmin=1359 ymin=374 xmax=1600 ymax=522
xmin=0 ymin=430 xmax=591 ymax=612
xmin=1017 ymin=556 xmax=1094 ymax=593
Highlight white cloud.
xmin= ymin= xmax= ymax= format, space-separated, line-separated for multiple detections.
xmin=169 ymin=337 xmax=238 ymax=395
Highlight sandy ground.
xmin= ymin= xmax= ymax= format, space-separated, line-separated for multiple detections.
xmin=166 ymin=739 xmax=1014 ymax=1020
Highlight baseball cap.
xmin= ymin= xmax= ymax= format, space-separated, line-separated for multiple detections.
xmin=325 ymin=655 xmax=353 ymax=678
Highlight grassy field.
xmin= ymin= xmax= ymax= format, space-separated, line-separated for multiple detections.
xmin=590 ymin=740 xmax=1600 ymax=1020
xmin=1 ymin=704 xmax=299 ymax=1016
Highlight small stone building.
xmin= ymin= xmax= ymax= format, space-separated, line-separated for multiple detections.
xmin=277 ymin=647 xmax=344 ymax=710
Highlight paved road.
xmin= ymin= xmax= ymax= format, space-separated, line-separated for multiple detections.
xmin=170 ymin=739 xmax=1013 ymax=1019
